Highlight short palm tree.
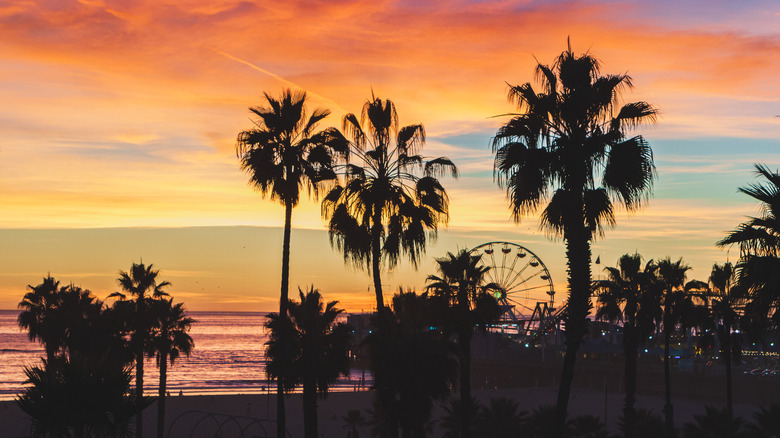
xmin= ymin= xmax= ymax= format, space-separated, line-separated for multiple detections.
xmin=110 ymin=262 xmax=170 ymax=438
xmin=265 ymin=287 xmax=352 ymax=438
xmin=426 ymin=249 xmax=500 ymax=438
xmin=236 ymin=89 xmax=346 ymax=437
xmin=709 ymin=262 xmax=744 ymax=432
xmin=18 ymin=276 xmax=67 ymax=371
xmin=683 ymin=405 xmax=748 ymax=438
xmin=621 ymin=408 xmax=665 ymax=438
xmin=17 ymin=283 xmax=151 ymax=438
xmin=322 ymin=95 xmax=457 ymax=311
xmin=341 ymin=409 xmax=367 ymax=438
xmin=655 ymin=256 xmax=692 ymax=437
xmin=56 ymin=285 xmax=101 ymax=353
xmin=148 ymin=298 xmax=194 ymax=438
xmin=492 ymin=42 xmax=657 ymax=436
xmin=595 ymin=254 xmax=659 ymax=438
xmin=746 ymin=402 xmax=780 ymax=437
xmin=474 ymin=397 xmax=526 ymax=438
xmin=16 ymin=354 xmax=153 ymax=438
xmin=365 ymin=290 xmax=457 ymax=438
xmin=63 ymin=287 xmax=128 ymax=362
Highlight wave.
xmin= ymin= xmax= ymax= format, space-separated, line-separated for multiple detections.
xmin=0 ymin=348 xmax=42 ymax=354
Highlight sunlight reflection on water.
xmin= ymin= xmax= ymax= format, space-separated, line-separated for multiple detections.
xmin=0 ymin=310 xmax=368 ymax=401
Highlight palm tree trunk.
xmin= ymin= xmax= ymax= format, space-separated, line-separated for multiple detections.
xmin=723 ymin=323 xmax=733 ymax=438
xmin=276 ymin=201 xmax=293 ymax=438
xmin=371 ymin=217 xmax=384 ymax=311
xmin=459 ymin=326 xmax=472 ymax=438
xmin=303 ymin=377 xmax=317 ymax=438
xmin=136 ymin=347 xmax=144 ymax=438
xmin=373 ymin=312 xmax=399 ymax=438
xmin=554 ymin=226 xmax=592 ymax=438
xmin=663 ymin=320 xmax=674 ymax=438
xmin=157 ymin=355 xmax=168 ymax=438
xmin=457 ymin=284 xmax=473 ymax=438
xmin=623 ymin=323 xmax=637 ymax=438
xmin=45 ymin=346 xmax=56 ymax=383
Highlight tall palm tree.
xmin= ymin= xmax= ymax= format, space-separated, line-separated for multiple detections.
xmin=265 ymin=287 xmax=352 ymax=438
xmin=492 ymin=42 xmax=657 ymax=435
xmin=718 ymin=164 xmax=780 ymax=257
xmin=148 ymin=298 xmax=194 ymax=438
xmin=595 ymin=254 xmax=659 ymax=438
xmin=322 ymin=94 xmax=457 ymax=311
xmin=709 ymin=262 xmax=744 ymax=434
xmin=111 ymin=262 xmax=170 ymax=438
xmin=18 ymin=275 xmax=67 ymax=372
xmin=236 ymin=89 xmax=346 ymax=437
xmin=718 ymin=164 xmax=780 ymax=338
xmin=426 ymin=249 xmax=500 ymax=438
xmin=655 ymin=257 xmax=692 ymax=438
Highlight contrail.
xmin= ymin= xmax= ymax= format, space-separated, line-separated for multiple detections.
xmin=211 ymin=48 xmax=347 ymax=114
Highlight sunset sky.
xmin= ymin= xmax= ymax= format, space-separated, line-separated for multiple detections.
xmin=1 ymin=0 xmax=779 ymax=311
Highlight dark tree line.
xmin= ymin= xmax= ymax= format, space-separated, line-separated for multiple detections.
xmin=16 ymin=262 xmax=194 ymax=438
xmin=240 ymin=41 xmax=780 ymax=438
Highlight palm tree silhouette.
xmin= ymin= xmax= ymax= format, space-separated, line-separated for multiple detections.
xmin=148 ymin=298 xmax=194 ymax=438
xmin=492 ymin=41 xmax=657 ymax=435
xmin=709 ymin=262 xmax=744 ymax=434
xmin=341 ymin=409 xmax=367 ymax=438
xmin=16 ymin=353 xmax=153 ymax=437
xmin=718 ymin=164 xmax=780 ymax=339
xmin=18 ymin=276 xmax=67 ymax=374
xmin=474 ymin=397 xmax=526 ymax=438
xmin=265 ymin=287 xmax=352 ymax=438
xmin=322 ymin=94 xmax=457 ymax=311
xmin=718 ymin=164 xmax=780 ymax=257
xmin=236 ymin=89 xmax=346 ymax=437
xmin=426 ymin=249 xmax=500 ymax=438
xmin=18 ymin=279 xmax=109 ymax=384
xmin=746 ymin=402 xmax=780 ymax=437
xmin=364 ymin=290 xmax=457 ymax=438
xmin=655 ymin=257 xmax=704 ymax=438
xmin=16 ymin=280 xmax=152 ymax=437
xmin=110 ymin=262 xmax=170 ymax=438
xmin=682 ymin=405 xmax=747 ymax=438
xmin=65 ymin=287 xmax=130 ymax=363
xmin=595 ymin=254 xmax=659 ymax=438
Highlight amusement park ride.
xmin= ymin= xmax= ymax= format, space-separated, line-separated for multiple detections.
xmin=469 ymin=241 xmax=565 ymax=345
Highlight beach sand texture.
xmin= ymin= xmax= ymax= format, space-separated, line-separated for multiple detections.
xmin=0 ymin=385 xmax=770 ymax=437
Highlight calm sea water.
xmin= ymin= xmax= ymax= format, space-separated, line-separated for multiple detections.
xmin=0 ymin=310 xmax=365 ymax=401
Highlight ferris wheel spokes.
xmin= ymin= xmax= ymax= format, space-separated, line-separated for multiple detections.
xmin=469 ymin=241 xmax=555 ymax=322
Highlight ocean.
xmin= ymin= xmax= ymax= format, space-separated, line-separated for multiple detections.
xmin=0 ymin=310 xmax=365 ymax=401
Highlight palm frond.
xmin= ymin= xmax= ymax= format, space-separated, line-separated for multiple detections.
xmin=602 ymin=136 xmax=655 ymax=211
xmin=584 ymin=188 xmax=615 ymax=237
xmin=424 ymin=157 xmax=458 ymax=178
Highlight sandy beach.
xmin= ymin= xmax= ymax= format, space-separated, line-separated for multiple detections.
xmin=1 ymin=383 xmax=771 ymax=437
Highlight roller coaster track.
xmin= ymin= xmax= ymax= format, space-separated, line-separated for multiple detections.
xmin=524 ymin=302 xmax=567 ymax=345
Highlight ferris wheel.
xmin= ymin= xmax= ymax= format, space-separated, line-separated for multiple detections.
xmin=469 ymin=241 xmax=555 ymax=322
